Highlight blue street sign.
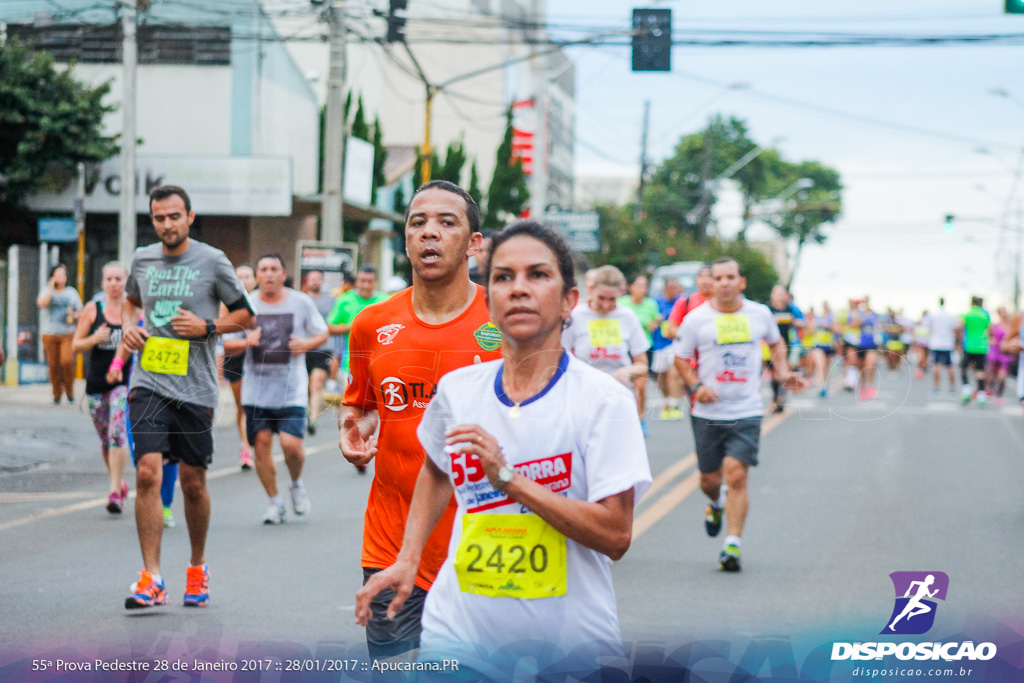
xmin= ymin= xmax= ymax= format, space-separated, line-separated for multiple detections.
xmin=38 ymin=218 xmax=78 ymax=243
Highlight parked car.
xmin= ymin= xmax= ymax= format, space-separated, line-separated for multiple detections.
xmin=649 ymin=261 xmax=705 ymax=300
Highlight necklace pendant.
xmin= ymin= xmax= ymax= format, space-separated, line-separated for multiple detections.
xmin=509 ymin=403 xmax=521 ymax=419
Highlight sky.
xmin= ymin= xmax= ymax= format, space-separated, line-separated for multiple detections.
xmin=550 ymin=0 xmax=1024 ymax=317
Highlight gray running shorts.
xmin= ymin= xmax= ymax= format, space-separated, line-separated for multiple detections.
xmin=690 ymin=415 xmax=761 ymax=473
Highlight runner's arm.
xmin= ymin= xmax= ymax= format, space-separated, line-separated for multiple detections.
xmin=769 ymin=339 xmax=807 ymax=391
xmin=71 ymin=302 xmax=99 ymax=353
xmin=121 ymin=297 xmax=148 ymax=351
xmin=1002 ymin=312 xmax=1023 ymax=354
xmin=338 ymin=404 xmax=380 ymax=466
xmin=354 ymin=458 xmax=453 ymax=623
xmin=445 ymin=423 xmax=635 ymax=560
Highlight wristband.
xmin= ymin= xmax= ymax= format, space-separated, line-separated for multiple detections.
xmin=687 ymin=382 xmax=703 ymax=395
xmin=109 ymin=357 xmax=124 ymax=372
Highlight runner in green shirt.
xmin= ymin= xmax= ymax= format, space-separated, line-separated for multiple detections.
xmin=617 ymin=274 xmax=661 ymax=344
xmin=327 ymin=265 xmax=390 ymax=378
xmin=959 ymin=296 xmax=991 ymax=405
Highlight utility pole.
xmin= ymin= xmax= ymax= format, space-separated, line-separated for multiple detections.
xmin=75 ymin=162 xmax=86 ymax=298
xmin=321 ymin=0 xmax=347 ymax=243
xmin=697 ymin=124 xmax=713 ymax=244
xmin=529 ymin=63 xmax=549 ymax=219
xmin=118 ymin=0 xmax=137 ymax=265
xmin=634 ymin=100 xmax=650 ymax=222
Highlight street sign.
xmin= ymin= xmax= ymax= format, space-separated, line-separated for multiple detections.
xmin=544 ymin=211 xmax=600 ymax=252
xmin=37 ymin=218 xmax=77 ymax=243
xmin=296 ymin=241 xmax=358 ymax=296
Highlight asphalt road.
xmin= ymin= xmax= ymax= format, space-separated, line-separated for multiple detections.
xmin=1 ymin=365 xmax=1022 ymax=677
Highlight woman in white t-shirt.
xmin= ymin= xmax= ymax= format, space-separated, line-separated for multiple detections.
xmin=355 ymin=222 xmax=652 ymax=678
xmin=561 ymin=265 xmax=650 ymax=432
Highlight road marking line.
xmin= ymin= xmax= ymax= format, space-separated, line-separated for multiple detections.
xmin=638 ymin=454 xmax=696 ymax=505
xmin=0 ymin=440 xmax=341 ymax=533
xmin=632 ymin=409 xmax=790 ymax=542
xmin=0 ymin=492 xmax=101 ymax=503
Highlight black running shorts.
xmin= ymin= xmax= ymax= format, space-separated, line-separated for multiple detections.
xmin=128 ymin=387 xmax=214 ymax=469
xmin=305 ymin=349 xmax=332 ymax=375
xmin=361 ymin=567 xmax=429 ymax=659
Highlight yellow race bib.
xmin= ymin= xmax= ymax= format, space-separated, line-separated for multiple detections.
xmin=140 ymin=336 xmax=189 ymax=376
xmin=715 ymin=314 xmax=752 ymax=345
xmin=587 ymin=319 xmax=623 ymax=347
xmin=455 ymin=513 xmax=567 ymax=599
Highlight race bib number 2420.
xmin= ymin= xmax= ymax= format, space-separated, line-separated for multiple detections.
xmin=454 ymin=513 xmax=567 ymax=599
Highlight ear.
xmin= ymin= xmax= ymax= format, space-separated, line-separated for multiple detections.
xmin=564 ymin=287 xmax=579 ymax=318
xmin=467 ymin=231 xmax=483 ymax=258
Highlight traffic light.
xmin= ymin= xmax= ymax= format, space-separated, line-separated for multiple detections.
xmin=944 ymin=214 xmax=955 ymax=233
xmin=386 ymin=0 xmax=407 ymax=43
xmin=632 ymin=8 xmax=671 ymax=72
xmin=1007 ymin=0 xmax=1024 ymax=14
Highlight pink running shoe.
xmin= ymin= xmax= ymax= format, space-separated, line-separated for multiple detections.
xmin=239 ymin=446 xmax=254 ymax=471
xmin=106 ymin=491 xmax=124 ymax=514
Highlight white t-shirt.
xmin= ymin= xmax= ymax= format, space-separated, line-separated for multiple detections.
xmin=676 ymin=297 xmax=781 ymax=420
xmin=561 ymin=305 xmax=650 ymax=376
xmin=236 ymin=289 xmax=328 ymax=408
xmin=416 ymin=353 xmax=652 ymax=673
xmin=925 ymin=308 xmax=958 ymax=351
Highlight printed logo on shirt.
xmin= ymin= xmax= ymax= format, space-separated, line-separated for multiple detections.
xmin=381 ymin=376 xmax=408 ymax=411
xmin=715 ymin=351 xmax=750 ymax=384
xmin=149 ymin=299 xmax=183 ymax=328
xmin=376 ymin=323 xmax=405 ymax=345
xmin=473 ymin=322 xmax=503 ymax=351
xmin=453 ymin=451 xmax=572 ymax=513
xmin=380 ymin=376 xmax=436 ymax=411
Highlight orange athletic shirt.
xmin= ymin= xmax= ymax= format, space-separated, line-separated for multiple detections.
xmin=343 ymin=284 xmax=502 ymax=591
xmin=667 ymin=291 xmax=707 ymax=326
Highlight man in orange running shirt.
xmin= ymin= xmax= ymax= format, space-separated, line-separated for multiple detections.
xmin=339 ymin=180 xmax=502 ymax=659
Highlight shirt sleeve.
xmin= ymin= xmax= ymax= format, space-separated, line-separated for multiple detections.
xmin=71 ymin=289 xmax=83 ymax=310
xmin=582 ymin=379 xmax=652 ymax=503
xmin=326 ymin=296 xmax=345 ymax=325
xmin=212 ymin=251 xmax=250 ymax=310
xmin=341 ymin=312 xmax=375 ymax=410
xmin=417 ymin=379 xmax=453 ymax=473
xmin=676 ymin=312 xmax=698 ymax=359
xmin=763 ymin=306 xmax=783 ymax=345
xmin=125 ymin=253 xmax=141 ymax=301
xmin=304 ymin=295 xmax=329 ymax=337
xmin=668 ymin=297 xmax=688 ymax=326
xmin=625 ymin=311 xmax=650 ymax=356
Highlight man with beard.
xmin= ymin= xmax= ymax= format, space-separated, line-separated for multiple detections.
xmin=113 ymin=185 xmax=254 ymax=609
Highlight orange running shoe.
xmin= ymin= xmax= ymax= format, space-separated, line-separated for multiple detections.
xmin=125 ymin=570 xmax=167 ymax=609
xmin=183 ymin=564 xmax=209 ymax=607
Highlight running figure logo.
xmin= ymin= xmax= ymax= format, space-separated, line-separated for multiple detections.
xmin=881 ymin=571 xmax=949 ymax=635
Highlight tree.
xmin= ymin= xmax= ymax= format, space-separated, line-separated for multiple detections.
xmin=436 ymin=139 xmax=466 ymax=185
xmin=0 ymin=41 xmax=117 ymax=210
xmin=762 ymin=160 xmax=843 ymax=287
xmin=467 ymin=160 xmax=483 ymax=208
xmin=371 ymin=115 xmax=386 ymax=204
xmin=484 ymin=108 xmax=529 ymax=228
xmin=644 ymin=115 xmax=763 ymax=243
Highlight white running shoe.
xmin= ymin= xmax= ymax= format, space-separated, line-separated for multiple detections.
xmin=262 ymin=501 xmax=286 ymax=525
xmin=289 ymin=482 xmax=311 ymax=516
